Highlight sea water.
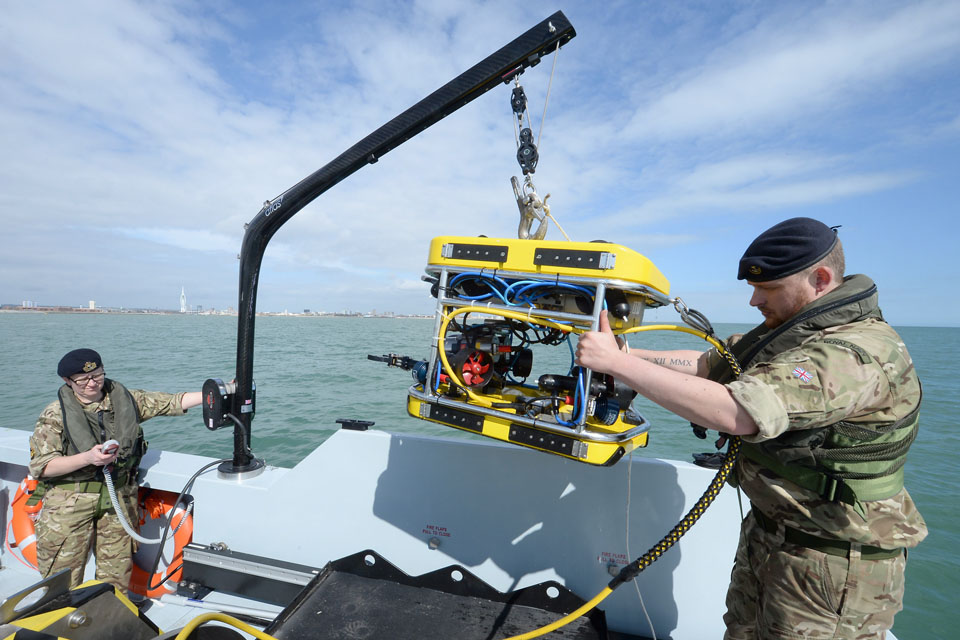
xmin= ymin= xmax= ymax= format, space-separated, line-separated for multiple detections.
xmin=1 ymin=312 xmax=955 ymax=637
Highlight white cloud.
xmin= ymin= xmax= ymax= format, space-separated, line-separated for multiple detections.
xmin=1 ymin=1 xmax=958 ymax=324
xmin=624 ymin=1 xmax=960 ymax=141
xmin=396 ymin=278 xmax=431 ymax=291
xmin=115 ymin=227 xmax=239 ymax=253
xmin=674 ymin=153 xmax=839 ymax=191
xmin=606 ymin=170 xmax=918 ymax=228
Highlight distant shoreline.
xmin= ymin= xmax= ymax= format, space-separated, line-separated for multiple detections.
xmin=2 ymin=307 xmax=952 ymax=328
xmin=0 ymin=307 xmax=432 ymax=319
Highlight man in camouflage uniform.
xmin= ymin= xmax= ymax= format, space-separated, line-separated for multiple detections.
xmin=576 ymin=217 xmax=925 ymax=639
xmin=29 ymin=348 xmax=202 ymax=594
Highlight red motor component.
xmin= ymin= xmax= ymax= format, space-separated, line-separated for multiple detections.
xmin=451 ymin=349 xmax=494 ymax=388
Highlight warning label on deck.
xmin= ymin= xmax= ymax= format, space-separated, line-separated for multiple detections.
xmin=423 ymin=524 xmax=451 ymax=538
xmin=598 ymin=551 xmax=628 ymax=566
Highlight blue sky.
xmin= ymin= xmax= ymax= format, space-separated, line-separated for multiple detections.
xmin=2 ymin=0 xmax=958 ymax=325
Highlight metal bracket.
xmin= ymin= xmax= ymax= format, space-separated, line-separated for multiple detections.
xmin=598 ymin=252 xmax=616 ymax=269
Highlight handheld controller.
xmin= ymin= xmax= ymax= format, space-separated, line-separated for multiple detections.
xmin=102 ymin=439 xmax=120 ymax=455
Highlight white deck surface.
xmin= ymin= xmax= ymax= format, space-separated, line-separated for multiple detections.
xmin=2 ymin=426 xmax=897 ymax=639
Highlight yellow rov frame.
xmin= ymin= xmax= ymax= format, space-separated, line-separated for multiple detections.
xmin=0 ymin=572 xmax=161 ymax=639
xmin=407 ymin=236 xmax=672 ymax=466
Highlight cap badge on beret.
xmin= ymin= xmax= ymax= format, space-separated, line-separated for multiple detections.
xmin=57 ymin=348 xmax=103 ymax=378
xmin=748 ymin=265 xmax=762 ymax=275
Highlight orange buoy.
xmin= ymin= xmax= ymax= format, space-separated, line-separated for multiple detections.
xmin=6 ymin=478 xmax=193 ymax=598
xmin=129 ymin=489 xmax=194 ymax=598
xmin=8 ymin=476 xmax=41 ymax=568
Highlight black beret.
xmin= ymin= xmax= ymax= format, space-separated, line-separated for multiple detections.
xmin=58 ymin=348 xmax=103 ymax=378
xmin=738 ymin=217 xmax=838 ymax=282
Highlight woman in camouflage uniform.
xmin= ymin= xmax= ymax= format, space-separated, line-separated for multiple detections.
xmin=576 ymin=218 xmax=925 ymax=639
xmin=28 ymin=348 xmax=202 ymax=594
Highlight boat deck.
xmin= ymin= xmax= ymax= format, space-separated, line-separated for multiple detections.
xmin=2 ymin=425 xmax=890 ymax=638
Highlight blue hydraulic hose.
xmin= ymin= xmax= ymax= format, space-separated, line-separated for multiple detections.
xmin=554 ymin=368 xmax=587 ymax=427
xmin=449 ymin=273 xmax=511 ymax=303
xmin=503 ymin=280 xmax=547 ymax=305
xmin=507 ymin=281 xmax=596 ymax=306
xmin=575 ymin=371 xmax=587 ymax=423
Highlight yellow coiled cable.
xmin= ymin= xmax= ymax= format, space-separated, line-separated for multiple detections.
xmin=621 ymin=323 xmax=726 ymax=351
xmin=502 ymin=321 xmax=742 ymax=640
xmin=435 ymin=305 xmax=580 ymax=408
xmin=173 ymin=612 xmax=279 ymax=640
xmin=172 ymin=320 xmax=737 ymax=640
xmin=504 ymin=587 xmax=614 ymax=640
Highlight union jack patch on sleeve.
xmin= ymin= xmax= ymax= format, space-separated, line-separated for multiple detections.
xmin=792 ymin=366 xmax=813 ymax=383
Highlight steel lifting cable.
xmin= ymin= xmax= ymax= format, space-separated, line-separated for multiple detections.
xmin=510 ymin=32 xmax=573 ymax=242
xmin=504 ymin=310 xmax=744 ymax=640
xmin=509 ymin=35 xmax=561 ymax=167
xmin=536 ymin=34 xmax=574 ymax=241
xmin=537 ymin=35 xmax=561 ymax=150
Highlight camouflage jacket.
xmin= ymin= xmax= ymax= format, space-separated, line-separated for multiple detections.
xmin=707 ymin=275 xmax=927 ymax=548
xmin=29 ymin=387 xmax=187 ymax=481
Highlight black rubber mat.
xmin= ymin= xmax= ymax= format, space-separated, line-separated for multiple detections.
xmin=265 ymin=550 xmax=607 ymax=639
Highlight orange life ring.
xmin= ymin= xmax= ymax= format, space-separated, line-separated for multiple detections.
xmin=5 ymin=477 xmax=193 ymax=598
xmin=7 ymin=476 xmax=41 ymax=568
xmin=129 ymin=489 xmax=194 ymax=598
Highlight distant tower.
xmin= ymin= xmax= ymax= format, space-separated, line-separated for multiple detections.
xmin=180 ymin=287 xmax=187 ymax=313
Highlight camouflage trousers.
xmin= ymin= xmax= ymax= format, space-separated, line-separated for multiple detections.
xmin=35 ymin=482 xmax=140 ymax=593
xmin=723 ymin=511 xmax=906 ymax=639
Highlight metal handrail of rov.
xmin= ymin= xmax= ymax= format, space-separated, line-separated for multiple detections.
xmin=437 ymin=295 xmax=665 ymax=327
xmin=432 ymin=267 xmax=673 ymax=309
xmin=437 ymin=296 xmax=594 ymax=326
xmin=407 ymin=386 xmax=651 ymax=444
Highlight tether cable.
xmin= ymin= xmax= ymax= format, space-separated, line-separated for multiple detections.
xmin=144 ymin=457 xmax=231 ymax=594
xmin=173 ymin=612 xmax=279 ymax=640
xmin=505 ymin=436 xmax=741 ymax=640
xmin=504 ymin=319 xmax=743 ymax=640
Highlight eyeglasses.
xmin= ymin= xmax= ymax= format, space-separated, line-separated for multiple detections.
xmin=70 ymin=370 xmax=105 ymax=386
